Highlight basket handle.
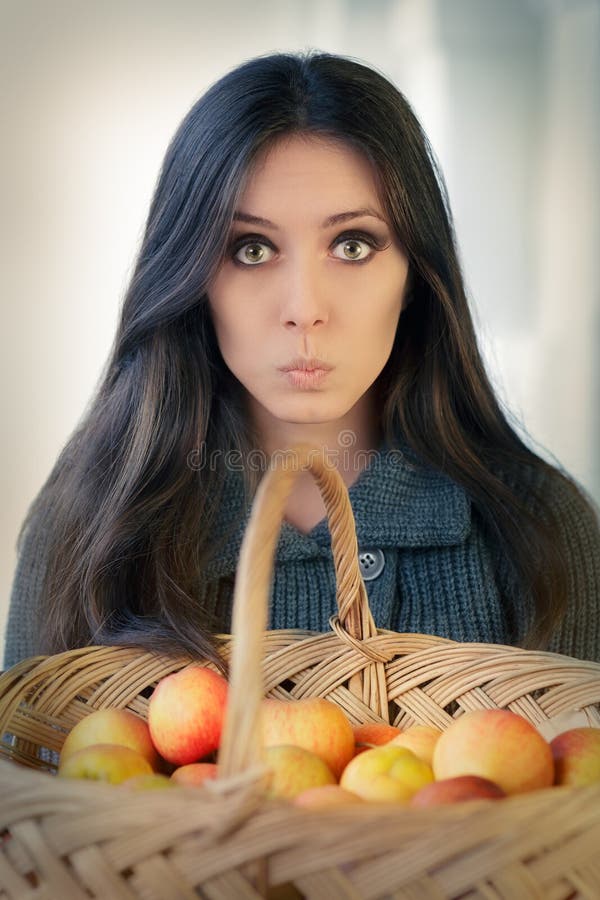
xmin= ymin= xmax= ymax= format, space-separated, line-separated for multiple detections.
xmin=217 ymin=443 xmax=381 ymax=780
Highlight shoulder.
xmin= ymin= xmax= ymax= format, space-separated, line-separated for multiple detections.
xmin=520 ymin=462 xmax=600 ymax=661
xmin=516 ymin=460 xmax=600 ymax=544
xmin=3 ymin=500 xmax=54 ymax=669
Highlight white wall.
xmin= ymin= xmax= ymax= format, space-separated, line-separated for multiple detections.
xmin=2 ymin=0 xmax=598 ymax=660
xmin=530 ymin=0 xmax=600 ymax=493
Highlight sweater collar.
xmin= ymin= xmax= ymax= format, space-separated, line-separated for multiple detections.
xmin=203 ymin=442 xmax=471 ymax=579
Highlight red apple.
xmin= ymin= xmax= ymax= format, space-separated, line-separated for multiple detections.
xmin=550 ymin=727 xmax=600 ymax=786
xmin=293 ymin=784 xmax=365 ymax=808
xmin=352 ymin=723 xmax=402 ymax=755
xmin=171 ymin=762 xmax=219 ymax=786
xmin=433 ymin=710 xmax=554 ymax=795
xmin=260 ymin=697 xmax=354 ymax=779
xmin=409 ymin=775 xmax=506 ymax=807
xmin=148 ymin=666 xmax=228 ymax=765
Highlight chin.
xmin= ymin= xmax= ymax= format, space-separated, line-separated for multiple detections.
xmin=246 ymin=385 xmax=367 ymax=438
xmin=269 ymin=400 xmax=353 ymax=427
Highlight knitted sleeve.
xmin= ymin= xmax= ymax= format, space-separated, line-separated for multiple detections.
xmin=542 ymin=472 xmax=600 ymax=662
xmin=3 ymin=509 xmax=51 ymax=670
xmin=481 ymin=460 xmax=600 ymax=662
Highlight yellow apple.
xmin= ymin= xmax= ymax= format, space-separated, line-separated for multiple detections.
xmin=388 ymin=725 xmax=443 ymax=765
xmin=58 ymin=743 xmax=153 ymax=784
xmin=260 ymin=697 xmax=354 ymax=779
xmin=60 ymin=708 xmax=160 ymax=770
xmin=171 ymin=762 xmax=219 ymax=786
xmin=340 ymin=745 xmax=433 ymax=803
xmin=550 ymin=727 xmax=600 ymax=786
xmin=433 ymin=710 xmax=554 ymax=795
xmin=264 ymin=745 xmax=336 ymax=799
xmin=121 ymin=773 xmax=175 ymax=790
xmin=148 ymin=666 xmax=228 ymax=765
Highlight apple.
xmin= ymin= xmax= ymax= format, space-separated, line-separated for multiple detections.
xmin=550 ymin=727 xmax=600 ymax=786
xmin=352 ymin=723 xmax=402 ymax=755
xmin=171 ymin=763 xmax=219 ymax=786
xmin=148 ymin=666 xmax=228 ymax=765
xmin=260 ymin=697 xmax=354 ymax=779
xmin=60 ymin=708 xmax=160 ymax=770
xmin=433 ymin=710 xmax=554 ymax=795
xmin=263 ymin=745 xmax=336 ymax=800
xmin=58 ymin=743 xmax=153 ymax=784
xmin=293 ymin=784 xmax=365 ymax=808
xmin=121 ymin=773 xmax=175 ymax=790
xmin=409 ymin=775 xmax=506 ymax=807
xmin=389 ymin=725 xmax=442 ymax=765
xmin=340 ymin=745 xmax=433 ymax=803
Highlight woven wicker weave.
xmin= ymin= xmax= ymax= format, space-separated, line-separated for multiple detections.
xmin=1 ymin=444 xmax=600 ymax=899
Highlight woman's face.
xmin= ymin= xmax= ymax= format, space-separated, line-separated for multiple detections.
xmin=207 ymin=133 xmax=410 ymax=433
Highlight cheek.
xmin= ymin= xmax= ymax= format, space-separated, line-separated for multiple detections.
xmin=209 ymin=304 xmax=262 ymax=379
xmin=208 ymin=272 xmax=265 ymax=339
xmin=353 ymin=294 xmax=402 ymax=374
xmin=357 ymin=288 xmax=403 ymax=343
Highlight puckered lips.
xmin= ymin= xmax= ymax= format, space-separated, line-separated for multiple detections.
xmin=278 ymin=356 xmax=334 ymax=389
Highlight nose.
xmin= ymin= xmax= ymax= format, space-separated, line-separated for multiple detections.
xmin=279 ymin=257 xmax=329 ymax=331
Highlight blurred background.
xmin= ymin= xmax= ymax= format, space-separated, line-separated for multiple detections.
xmin=1 ymin=0 xmax=599 ymax=653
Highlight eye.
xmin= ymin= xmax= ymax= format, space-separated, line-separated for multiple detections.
xmin=331 ymin=231 xmax=381 ymax=263
xmin=231 ymin=237 xmax=275 ymax=266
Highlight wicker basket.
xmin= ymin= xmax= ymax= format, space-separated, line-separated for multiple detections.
xmin=2 ymin=444 xmax=600 ymax=899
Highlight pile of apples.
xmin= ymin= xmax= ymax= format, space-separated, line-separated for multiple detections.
xmin=57 ymin=666 xmax=600 ymax=809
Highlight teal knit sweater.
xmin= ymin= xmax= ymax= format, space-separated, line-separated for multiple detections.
xmin=4 ymin=445 xmax=600 ymax=668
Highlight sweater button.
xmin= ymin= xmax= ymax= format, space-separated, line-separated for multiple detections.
xmin=358 ymin=548 xmax=385 ymax=581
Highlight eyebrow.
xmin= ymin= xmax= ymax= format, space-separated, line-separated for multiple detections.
xmin=232 ymin=207 xmax=387 ymax=229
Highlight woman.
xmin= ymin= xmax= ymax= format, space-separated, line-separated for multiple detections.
xmin=4 ymin=50 xmax=599 ymax=670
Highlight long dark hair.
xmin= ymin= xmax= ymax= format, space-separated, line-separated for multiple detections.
xmin=20 ymin=49 xmax=589 ymax=664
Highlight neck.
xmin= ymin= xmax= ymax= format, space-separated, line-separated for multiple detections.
xmin=247 ymin=390 xmax=382 ymax=487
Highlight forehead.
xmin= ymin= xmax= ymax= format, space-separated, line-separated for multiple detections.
xmin=238 ymin=134 xmax=384 ymax=214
